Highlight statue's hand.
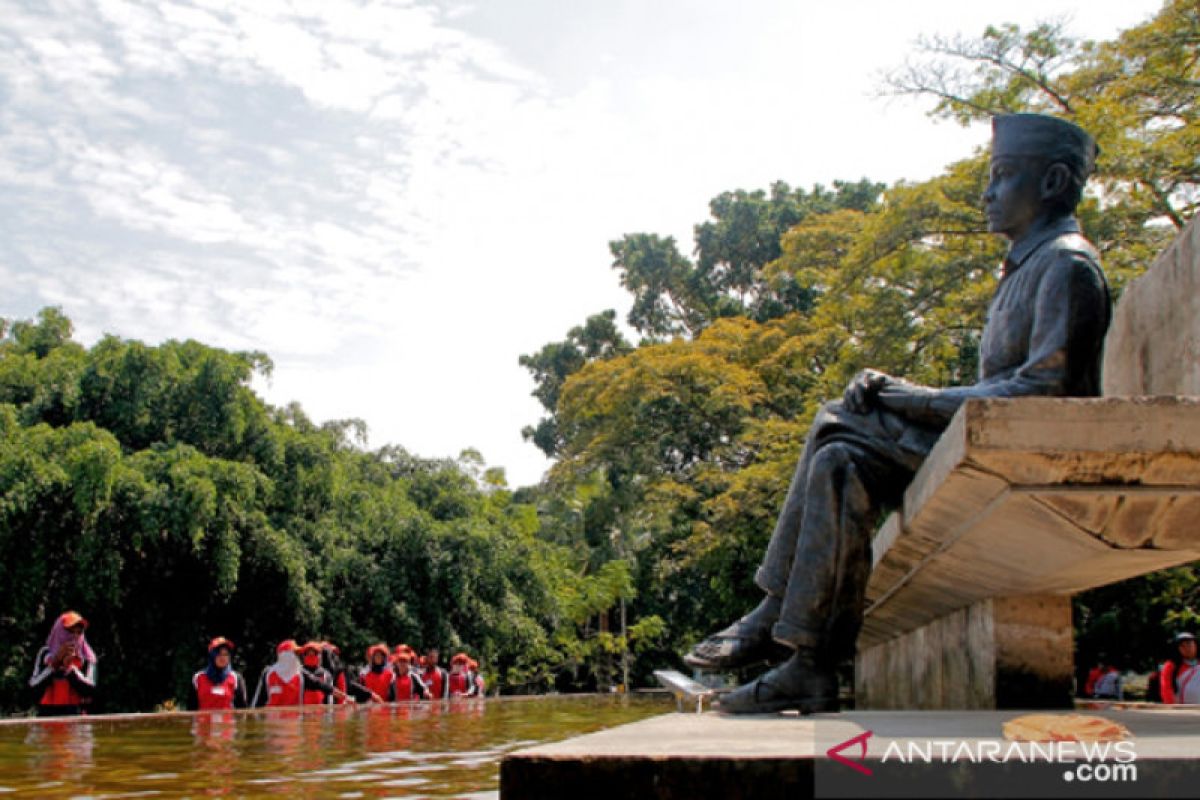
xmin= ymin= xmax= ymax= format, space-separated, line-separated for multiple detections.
xmin=843 ymin=369 xmax=893 ymax=414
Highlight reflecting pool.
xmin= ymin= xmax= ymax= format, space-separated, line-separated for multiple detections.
xmin=0 ymin=694 xmax=669 ymax=798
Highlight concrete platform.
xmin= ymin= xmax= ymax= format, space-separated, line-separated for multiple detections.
xmin=500 ymin=708 xmax=1200 ymax=799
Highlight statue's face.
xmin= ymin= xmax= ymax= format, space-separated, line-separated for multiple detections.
xmin=982 ymin=155 xmax=1043 ymax=241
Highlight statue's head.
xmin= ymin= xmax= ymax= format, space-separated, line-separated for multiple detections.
xmin=983 ymin=113 xmax=1098 ymax=241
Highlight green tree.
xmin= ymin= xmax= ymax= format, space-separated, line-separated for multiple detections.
xmin=0 ymin=310 xmax=608 ymax=711
xmin=611 ymin=180 xmax=886 ymax=339
xmin=519 ymin=310 xmax=632 ymax=457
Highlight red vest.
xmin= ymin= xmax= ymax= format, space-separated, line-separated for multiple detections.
xmin=267 ymin=671 xmax=301 ymax=706
xmin=195 ymin=671 xmax=239 ymax=710
xmin=422 ymin=667 xmax=444 ymax=698
xmin=362 ymin=669 xmax=393 ymax=700
xmin=448 ymin=672 xmax=469 ymax=696
xmin=39 ymin=657 xmax=87 ymax=708
xmin=395 ymin=672 xmax=419 ymax=701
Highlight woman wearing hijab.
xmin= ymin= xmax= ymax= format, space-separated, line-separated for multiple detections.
xmin=359 ymin=644 xmax=395 ymax=703
xmin=252 ymin=640 xmax=304 ymax=707
xmin=28 ymin=611 xmax=98 ymax=716
xmin=392 ymin=648 xmax=431 ymax=701
xmin=189 ymin=637 xmax=248 ymax=710
xmin=447 ymin=653 xmax=473 ymax=697
xmin=298 ymin=641 xmax=342 ymax=705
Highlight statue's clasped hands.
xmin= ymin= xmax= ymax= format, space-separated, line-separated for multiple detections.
xmin=843 ymin=369 xmax=893 ymax=414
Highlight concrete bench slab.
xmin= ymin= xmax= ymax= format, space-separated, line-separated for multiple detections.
xmin=861 ymin=396 xmax=1200 ymax=650
xmin=855 ymin=396 xmax=1200 ymax=709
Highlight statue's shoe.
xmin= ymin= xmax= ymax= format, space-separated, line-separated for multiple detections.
xmin=682 ymin=620 xmax=792 ymax=671
xmin=716 ymin=655 xmax=838 ymax=715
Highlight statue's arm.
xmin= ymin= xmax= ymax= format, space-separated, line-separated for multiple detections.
xmin=874 ymin=251 xmax=1108 ymax=426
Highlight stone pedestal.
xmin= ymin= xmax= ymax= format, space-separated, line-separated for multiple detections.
xmin=1102 ymin=212 xmax=1200 ymax=396
xmin=501 ymin=707 xmax=1200 ymax=798
xmin=855 ymin=595 xmax=1073 ymax=710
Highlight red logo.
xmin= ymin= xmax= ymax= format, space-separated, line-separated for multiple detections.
xmin=827 ymin=730 xmax=873 ymax=776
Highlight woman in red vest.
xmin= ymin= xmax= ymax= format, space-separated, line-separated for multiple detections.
xmin=447 ymin=653 xmax=473 ymax=697
xmin=252 ymin=640 xmax=303 ymax=707
xmin=359 ymin=644 xmax=394 ymax=702
xmin=392 ymin=649 xmax=430 ymax=701
xmin=28 ymin=611 xmax=97 ymax=716
xmin=299 ymin=641 xmax=338 ymax=705
xmin=421 ymin=647 xmax=448 ymax=699
xmin=189 ymin=637 xmax=248 ymax=710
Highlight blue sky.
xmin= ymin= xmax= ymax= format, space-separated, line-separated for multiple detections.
xmin=0 ymin=0 xmax=1163 ymax=486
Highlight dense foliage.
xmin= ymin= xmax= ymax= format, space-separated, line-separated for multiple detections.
xmin=520 ymin=0 xmax=1198 ymax=687
xmin=0 ymin=308 xmax=659 ymax=712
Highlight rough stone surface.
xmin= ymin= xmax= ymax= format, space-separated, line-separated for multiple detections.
xmin=1103 ymin=212 xmax=1200 ymax=396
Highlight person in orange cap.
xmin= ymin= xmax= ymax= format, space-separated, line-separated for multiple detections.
xmin=28 ymin=611 xmax=97 ymax=716
xmin=390 ymin=644 xmax=412 ymax=674
xmin=358 ymin=644 xmax=394 ymax=702
xmin=190 ymin=637 xmax=248 ymax=710
xmin=421 ymin=647 xmax=448 ymax=699
xmin=392 ymin=648 xmax=430 ymax=701
xmin=252 ymin=639 xmax=303 ymax=707
xmin=468 ymin=659 xmax=486 ymax=697
xmin=298 ymin=641 xmax=343 ymax=705
xmin=447 ymin=653 xmax=473 ymax=697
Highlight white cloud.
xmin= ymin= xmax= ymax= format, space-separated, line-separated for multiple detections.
xmin=0 ymin=0 xmax=1165 ymax=486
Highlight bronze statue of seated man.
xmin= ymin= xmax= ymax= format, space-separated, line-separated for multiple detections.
xmin=684 ymin=113 xmax=1112 ymax=714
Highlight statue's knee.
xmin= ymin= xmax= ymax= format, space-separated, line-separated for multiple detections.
xmin=810 ymin=442 xmax=857 ymax=476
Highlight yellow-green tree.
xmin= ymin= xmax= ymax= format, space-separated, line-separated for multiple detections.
xmin=531 ymin=0 xmax=1197 ymax=678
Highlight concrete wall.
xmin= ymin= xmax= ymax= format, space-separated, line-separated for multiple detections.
xmin=1103 ymin=214 xmax=1200 ymax=395
xmin=855 ymin=595 xmax=1073 ymax=710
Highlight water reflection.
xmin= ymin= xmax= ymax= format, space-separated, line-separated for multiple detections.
xmin=191 ymin=712 xmax=238 ymax=797
xmin=0 ymin=695 xmax=667 ymax=797
xmin=22 ymin=720 xmax=94 ymax=788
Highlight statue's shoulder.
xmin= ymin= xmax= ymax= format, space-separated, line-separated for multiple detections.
xmin=1039 ymin=230 xmax=1108 ymax=299
xmin=1045 ymin=229 xmax=1101 ymax=266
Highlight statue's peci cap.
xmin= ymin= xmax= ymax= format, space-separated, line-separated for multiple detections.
xmin=991 ymin=113 xmax=1098 ymax=176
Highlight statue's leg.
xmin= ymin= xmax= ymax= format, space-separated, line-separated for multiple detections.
xmin=719 ymin=440 xmax=911 ymax=714
xmin=754 ymin=432 xmax=817 ymax=597
xmin=683 ymin=434 xmax=818 ymax=670
xmin=772 ymin=440 xmax=905 ymax=659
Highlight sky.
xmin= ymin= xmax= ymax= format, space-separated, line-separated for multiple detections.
xmin=0 ymin=0 xmax=1164 ymax=487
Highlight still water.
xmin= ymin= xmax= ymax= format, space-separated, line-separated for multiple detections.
xmin=0 ymin=695 xmax=669 ymax=798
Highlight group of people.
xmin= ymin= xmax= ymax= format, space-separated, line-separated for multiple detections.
xmin=1082 ymin=632 xmax=1198 ymax=703
xmin=29 ymin=611 xmax=487 ymax=716
xmin=237 ymin=639 xmax=486 ymax=710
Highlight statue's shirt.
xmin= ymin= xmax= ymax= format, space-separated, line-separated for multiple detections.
xmin=928 ymin=214 xmax=1111 ymax=419
xmin=811 ymin=215 xmax=1111 ymax=468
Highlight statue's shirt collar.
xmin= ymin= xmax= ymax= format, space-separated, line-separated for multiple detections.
xmin=1004 ymin=215 xmax=1081 ymax=276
